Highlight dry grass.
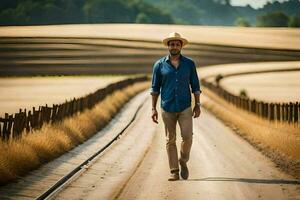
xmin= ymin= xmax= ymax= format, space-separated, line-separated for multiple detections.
xmin=0 ymin=81 xmax=149 ymax=185
xmin=202 ymin=87 xmax=300 ymax=178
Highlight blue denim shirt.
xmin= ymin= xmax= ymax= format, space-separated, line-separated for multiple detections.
xmin=151 ymin=54 xmax=201 ymax=112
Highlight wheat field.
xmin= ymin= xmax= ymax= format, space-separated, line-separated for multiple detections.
xmin=219 ymin=71 xmax=300 ymax=102
xmin=0 ymin=24 xmax=300 ymax=50
xmin=0 ymin=75 xmax=126 ymax=117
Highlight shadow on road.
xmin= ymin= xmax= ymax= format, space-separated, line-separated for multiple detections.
xmin=186 ymin=177 xmax=300 ymax=185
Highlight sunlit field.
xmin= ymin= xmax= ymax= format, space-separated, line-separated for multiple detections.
xmin=0 ymin=23 xmax=299 ymax=185
xmin=220 ymin=71 xmax=300 ymax=102
xmin=198 ymin=61 xmax=300 ymax=78
xmin=0 ymin=24 xmax=300 ymax=50
xmin=0 ymin=76 xmax=126 ymax=117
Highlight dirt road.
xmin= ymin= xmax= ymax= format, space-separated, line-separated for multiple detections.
xmin=53 ymin=95 xmax=300 ymax=200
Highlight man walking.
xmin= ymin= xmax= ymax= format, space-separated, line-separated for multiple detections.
xmin=150 ymin=32 xmax=201 ymax=181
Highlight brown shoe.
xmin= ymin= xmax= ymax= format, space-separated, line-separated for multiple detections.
xmin=168 ymin=173 xmax=179 ymax=181
xmin=179 ymin=160 xmax=189 ymax=180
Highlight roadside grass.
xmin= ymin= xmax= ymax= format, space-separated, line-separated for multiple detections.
xmin=0 ymin=81 xmax=150 ymax=185
xmin=202 ymin=87 xmax=300 ymax=179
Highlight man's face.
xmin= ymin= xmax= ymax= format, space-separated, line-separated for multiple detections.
xmin=168 ymin=40 xmax=182 ymax=56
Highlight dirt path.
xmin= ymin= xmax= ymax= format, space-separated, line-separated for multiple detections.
xmin=116 ymin=102 xmax=300 ymax=200
xmin=53 ymin=95 xmax=300 ymax=200
xmin=52 ymin=96 xmax=158 ymax=200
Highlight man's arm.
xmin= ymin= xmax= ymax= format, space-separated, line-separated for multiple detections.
xmin=193 ymin=92 xmax=201 ymax=118
xmin=190 ymin=61 xmax=201 ymax=118
xmin=150 ymin=61 xmax=161 ymax=123
xmin=151 ymin=94 xmax=159 ymax=123
xmin=194 ymin=91 xmax=201 ymax=105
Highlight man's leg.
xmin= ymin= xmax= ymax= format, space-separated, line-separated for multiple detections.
xmin=161 ymin=109 xmax=179 ymax=177
xmin=178 ymin=107 xmax=193 ymax=179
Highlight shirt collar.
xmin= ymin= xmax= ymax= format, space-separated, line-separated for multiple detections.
xmin=165 ymin=54 xmax=183 ymax=62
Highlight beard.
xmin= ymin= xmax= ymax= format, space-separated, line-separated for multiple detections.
xmin=169 ymin=49 xmax=181 ymax=56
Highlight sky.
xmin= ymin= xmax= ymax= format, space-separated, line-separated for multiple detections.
xmin=230 ymin=0 xmax=290 ymax=9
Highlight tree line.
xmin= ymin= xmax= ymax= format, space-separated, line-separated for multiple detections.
xmin=0 ymin=0 xmax=299 ymax=27
xmin=0 ymin=0 xmax=173 ymax=25
xmin=145 ymin=0 xmax=300 ymax=27
xmin=236 ymin=12 xmax=300 ymax=27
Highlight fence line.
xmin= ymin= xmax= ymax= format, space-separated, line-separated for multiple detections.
xmin=0 ymin=76 xmax=148 ymax=141
xmin=201 ymin=79 xmax=299 ymax=124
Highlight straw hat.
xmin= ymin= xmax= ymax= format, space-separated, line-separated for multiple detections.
xmin=162 ymin=32 xmax=188 ymax=47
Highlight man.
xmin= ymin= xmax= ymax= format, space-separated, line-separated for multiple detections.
xmin=151 ymin=32 xmax=202 ymax=181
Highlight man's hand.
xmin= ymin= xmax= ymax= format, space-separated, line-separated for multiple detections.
xmin=151 ymin=108 xmax=158 ymax=123
xmin=193 ymin=105 xmax=201 ymax=118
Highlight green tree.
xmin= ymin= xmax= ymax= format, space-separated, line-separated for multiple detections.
xmin=239 ymin=89 xmax=248 ymax=98
xmin=38 ymin=2 xmax=65 ymax=24
xmin=0 ymin=0 xmax=41 ymax=25
xmin=83 ymin=0 xmax=134 ymax=23
xmin=131 ymin=0 xmax=173 ymax=24
xmin=214 ymin=0 xmax=231 ymax=5
xmin=0 ymin=8 xmax=26 ymax=25
xmin=170 ymin=1 xmax=203 ymax=25
xmin=235 ymin=17 xmax=250 ymax=27
xmin=288 ymin=15 xmax=300 ymax=27
xmin=135 ymin=13 xmax=151 ymax=23
xmin=58 ymin=0 xmax=85 ymax=24
xmin=0 ymin=0 xmax=21 ymax=10
xmin=257 ymin=11 xmax=289 ymax=27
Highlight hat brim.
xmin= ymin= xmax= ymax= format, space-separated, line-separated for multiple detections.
xmin=163 ymin=37 xmax=188 ymax=47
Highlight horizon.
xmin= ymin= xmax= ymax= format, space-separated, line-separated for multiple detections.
xmin=231 ymin=0 xmax=290 ymax=9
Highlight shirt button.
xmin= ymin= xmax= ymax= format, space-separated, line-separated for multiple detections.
xmin=176 ymin=79 xmax=178 ymax=82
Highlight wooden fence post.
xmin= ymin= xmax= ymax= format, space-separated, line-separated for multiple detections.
xmin=7 ymin=114 xmax=13 ymax=140
xmin=281 ymin=103 xmax=285 ymax=122
xmin=276 ymin=103 xmax=281 ymax=122
xmin=294 ymin=102 xmax=298 ymax=124
xmin=289 ymin=102 xmax=293 ymax=124
xmin=265 ymin=103 xmax=269 ymax=119
xmin=27 ymin=110 xmax=32 ymax=132
xmin=284 ymin=103 xmax=289 ymax=122
xmin=0 ymin=117 xmax=3 ymax=138
xmin=2 ymin=113 xmax=9 ymax=140
xmin=263 ymin=102 xmax=266 ymax=118
xmin=270 ymin=103 xmax=274 ymax=121
xmin=259 ymin=101 xmax=263 ymax=117
xmin=252 ymin=99 xmax=256 ymax=113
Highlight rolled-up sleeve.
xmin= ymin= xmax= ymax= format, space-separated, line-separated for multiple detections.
xmin=190 ymin=61 xmax=201 ymax=94
xmin=151 ymin=61 xmax=162 ymax=95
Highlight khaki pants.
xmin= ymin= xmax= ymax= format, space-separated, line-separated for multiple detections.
xmin=161 ymin=107 xmax=193 ymax=174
